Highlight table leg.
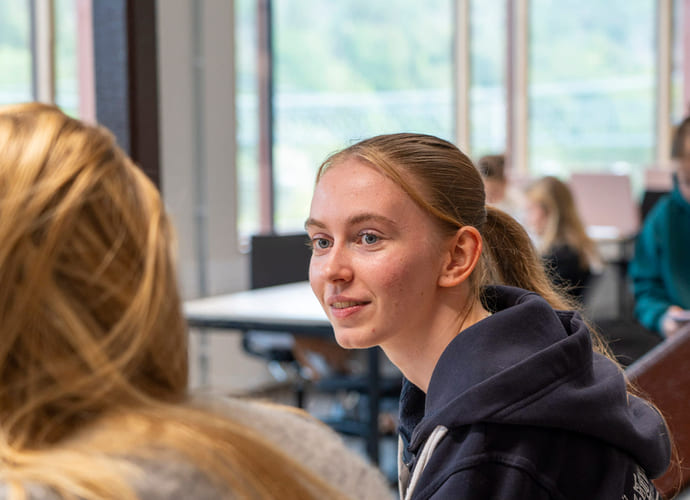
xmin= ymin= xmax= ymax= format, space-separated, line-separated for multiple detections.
xmin=367 ymin=346 xmax=380 ymax=464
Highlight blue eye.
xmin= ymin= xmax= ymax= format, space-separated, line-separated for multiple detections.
xmin=313 ymin=238 xmax=331 ymax=250
xmin=361 ymin=233 xmax=379 ymax=245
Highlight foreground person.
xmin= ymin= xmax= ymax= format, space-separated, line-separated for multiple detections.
xmin=306 ymin=133 xmax=670 ymax=499
xmin=0 ymin=103 xmax=390 ymax=500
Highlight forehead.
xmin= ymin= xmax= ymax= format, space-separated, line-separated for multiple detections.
xmin=315 ymin=159 xmax=404 ymax=204
xmin=310 ymin=158 xmax=427 ymax=225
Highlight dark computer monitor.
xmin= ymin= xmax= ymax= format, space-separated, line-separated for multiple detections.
xmin=250 ymin=232 xmax=312 ymax=289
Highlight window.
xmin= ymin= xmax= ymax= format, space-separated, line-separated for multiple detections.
xmin=54 ymin=0 xmax=79 ymax=116
xmin=236 ymin=0 xmax=454 ymax=237
xmin=0 ymin=0 xmax=87 ymax=117
xmin=238 ymin=1 xmax=682 ymax=238
xmin=0 ymin=0 xmax=33 ymax=105
xmin=469 ymin=0 xmax=506 ymax=159
xmin=672 ymin=0 xmax=685 ymax=125
xmin=236 ymin=0 xmax=260 ymax=240
xmin=529 ymin=0 xmax=656 ymax=185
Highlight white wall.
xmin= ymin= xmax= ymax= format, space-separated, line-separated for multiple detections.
xmin=156 ymin=0 xmax=274 ymax=392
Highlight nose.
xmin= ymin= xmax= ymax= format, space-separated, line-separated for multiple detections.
xmin=319 ymin=242 xmax=354 ymax=283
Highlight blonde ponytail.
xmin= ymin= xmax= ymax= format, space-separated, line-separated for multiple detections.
xmin=480 ymin=206 xmax=611 ymax=357
xmin=480 ymin=206 xmax=573 ymax=309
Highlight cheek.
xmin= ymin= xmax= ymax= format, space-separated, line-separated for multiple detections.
xmin=371 ymin=252 xmax=438 ymax=304
xmin=362 ymin=254 xmax=405 ymax=290
xmin=308 ymin=258 xmax=323 ymax=294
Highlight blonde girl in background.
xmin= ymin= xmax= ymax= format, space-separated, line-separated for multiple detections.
xmin=524 ymin=175 xmax=600 ymax=302
xmin=0 ymin=103 xmax=390 ymax=500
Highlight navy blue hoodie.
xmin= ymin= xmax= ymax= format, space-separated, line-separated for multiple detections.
xmin=398 ymin=286 xmax=671 ymax=500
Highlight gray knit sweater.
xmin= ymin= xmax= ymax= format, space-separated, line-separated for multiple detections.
xmin=0 ymin=397 xmax=392 ymax=499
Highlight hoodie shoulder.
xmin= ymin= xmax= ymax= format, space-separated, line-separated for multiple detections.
xmin=411 ymin=422 xmax=661 ymax=500
xmin=403 ymin=286 xmax=669 ymax=499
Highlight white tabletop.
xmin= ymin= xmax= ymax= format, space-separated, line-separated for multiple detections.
xmin=183 ymin=281 xmax=331 ymax=332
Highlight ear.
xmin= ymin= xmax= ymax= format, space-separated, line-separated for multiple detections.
xmin=437 ymin=226 xmax=483 ymax=288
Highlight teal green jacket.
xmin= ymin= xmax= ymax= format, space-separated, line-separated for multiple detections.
xmin=629 ymin=177 xmax=690 ymax=335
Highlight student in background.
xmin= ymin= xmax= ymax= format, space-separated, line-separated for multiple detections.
xmin=477 ymin=154 xmax=524 ymax=220
xmin=0 ymin=103 xmax=390 ymax=500
xmin=306 ymin=133 xmax=669 ymax=500
xmin=629 ymin=116 xmax=690 ymax=338
xmin=524 ymin=176 xmax=600 ymax=302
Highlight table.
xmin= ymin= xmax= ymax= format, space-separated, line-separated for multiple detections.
xmin=184 ymin=281 xmax=383 ymax=464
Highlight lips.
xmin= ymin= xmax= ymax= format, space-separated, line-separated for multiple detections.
xmin=327 ymin=295 xmax=370 ymax=307
xmin=331 ymin=301 xmax=366 ymax=309
xmin=327 ymin=296 xmax=371 ymax=319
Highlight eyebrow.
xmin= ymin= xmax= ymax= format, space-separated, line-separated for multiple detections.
xmin=304 ymin=213 xmax=397 ymax=230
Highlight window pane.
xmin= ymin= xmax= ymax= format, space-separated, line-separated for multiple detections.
xmin=470 ymin=0 xmax=506 ymax=159
xmin=273 ymin=0 xmax=454 ymax=233
xmin=236 ymin=0 xmax=260 ymax=241
xmin=672 ymin=0 xmax=684 ymax=125
xmin=0 ymin=0 xmax=32 ymax=105
xmin=54 ymin=0 xmax=79 ymax=116
xmin=529 ymin=0 xmax=655 ymax=188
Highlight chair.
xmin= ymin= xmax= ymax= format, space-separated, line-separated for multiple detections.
xmin=640 ymin=166 xmax=673 ymax=222
xmin=626 ymin=324 xmax=690 ymax=498
xmin=569 ymin=172 xmax=639 ymax=238
xmin=569 ymin=173 xmax=639 ymax=319
xmin=640 ymin=190 xmax=669 ymax=222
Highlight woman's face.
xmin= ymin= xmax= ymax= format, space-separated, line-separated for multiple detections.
xmin=306 ymin=158 xmax=448 ymax=351
xmin=525 ymin=198 xmax=548 ymax=236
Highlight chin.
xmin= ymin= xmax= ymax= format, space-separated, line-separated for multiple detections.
xmin=334 ymin=329 xmax=378 ymax=350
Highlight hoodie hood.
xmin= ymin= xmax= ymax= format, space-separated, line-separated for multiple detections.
xmin=400 ymin=286 xmax=671 ymax=479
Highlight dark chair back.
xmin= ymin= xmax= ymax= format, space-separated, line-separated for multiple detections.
xmin=250 ymin=233 xmax=311 ymax=289
xmin=627 ymin=324 xmax=690 ymax=497
xmin=640 ymin=190 xmax=669 ymax=223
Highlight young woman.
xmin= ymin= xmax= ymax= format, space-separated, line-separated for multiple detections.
xmin=0 ymin=103 xmax=391 ymax=500
xmin=629 ymin=116 xmax=690 ymax=338
xmin=524 ymin=175 xmax=600 ymax=302
xmin=306 ymin=133 xmax=670 ymax=499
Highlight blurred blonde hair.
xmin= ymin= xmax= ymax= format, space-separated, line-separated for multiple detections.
xmin=0 ymin=103 xmax=345 ymax=500
xmin=525 ymin=176 xmax=599 ymax=269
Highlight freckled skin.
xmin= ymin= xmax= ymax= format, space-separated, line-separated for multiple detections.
xmin=307 ymin=159 xmax=448 ymax=353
